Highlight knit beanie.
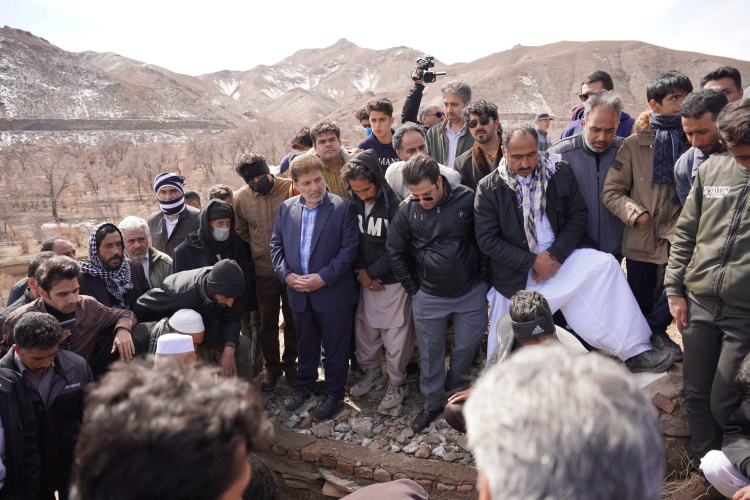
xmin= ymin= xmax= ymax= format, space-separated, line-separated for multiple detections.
xmin=206 ymin=259 xmax=245 ymax=298
xmin=153 ymin=172 xmax=187 ymax=216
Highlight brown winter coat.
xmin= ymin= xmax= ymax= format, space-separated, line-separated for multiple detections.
xmin=234 ymin=176 xmax=294 ymax=278
xmin=601 ymin=111 xmax=688 ymax=264
xmin=0 ymin=295 xmax=136 ymax=361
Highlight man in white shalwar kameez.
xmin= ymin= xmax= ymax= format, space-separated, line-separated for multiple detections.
xmin=474 ymin=124 xmax=674 ymax=373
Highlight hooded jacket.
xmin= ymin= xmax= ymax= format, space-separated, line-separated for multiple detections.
xmin=601 ymin=110 xmax=688 ymax=264
xmin=173 ymin=200 xmax=254 ymax=301
xmin=347 ymin=150 xmax=403 ymax=285
xmin=387 ymin=178 xmax=489 ymax=297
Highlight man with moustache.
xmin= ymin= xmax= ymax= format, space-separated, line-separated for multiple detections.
xmin=454 ymin=100 xmax=504 ymax=191
xmin=674 ymin=89 xmax=729 ymax=206
xmin=702 ymin=66 xmax=744 ymax=103
xmin=425 ymin=80 xmax=474 ymax=168
xmin=307 ymin=120 xmax=353 ymax=200
xmin=118 ymin=216 xmax=173 ymax=289
xmin=78 ymin=223 xmax=150 ymax=311
xmin=147 ymin=173 xmax=200 ymax=257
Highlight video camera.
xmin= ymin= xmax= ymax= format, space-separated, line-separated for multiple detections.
xmin=414 ymin=55 xmax=446 ymax=84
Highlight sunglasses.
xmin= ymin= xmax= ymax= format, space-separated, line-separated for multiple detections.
xmin=468 ymin=116 xmax=494 ymax=129
xmin=579 ymin=90 xmax=607 ymax=102
xmin=427 ymin=111 xmax=445 ymax=118
xmin=410 ymin=186 xmax=437 ymax=202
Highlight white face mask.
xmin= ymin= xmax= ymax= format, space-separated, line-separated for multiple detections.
xmin=212 ymin=226 xmax=230 ymax=242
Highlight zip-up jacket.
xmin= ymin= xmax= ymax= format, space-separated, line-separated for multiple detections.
xmin=0 ymin=349 xmax=92 ymax=495
xmin=425 ymin=119 xmax=475 ymax=167
xmin=347 ymin=150 xmax=403 ymax=285
xmin=548 ymin=133 xmax=624 ymax=254
xmin=475 ymin=161 xmax=593 ymax=299
xmin=387 ymin=178 xmax=489 ymax=297
xmin=665 ymin=152 xmax=750 ymax=318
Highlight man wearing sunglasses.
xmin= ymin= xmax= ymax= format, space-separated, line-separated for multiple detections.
xmin=454 ymin=100 xmax=503 ymax=191
xmin=418 ymin=105 xmax=444 ymax=128
xmin=387 ymin=153 xmax=490 ymax=432
xmin=475 ymin=124 xmax=674 ymax=374
xmin=560 ymin=70 xmax=636 ymax=141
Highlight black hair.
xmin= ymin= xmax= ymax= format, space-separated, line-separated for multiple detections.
xmin=735 ymin=352 xmax=750 ymax=403
xmin=70 ymin=361 xmax=269 ymax=500
xmin=184 ymin=190 xmax=201 ymax=203
xmin=502 ymin=124 xmax=538 ymax=150
xmin=234 ymin=153 xmax=267 ymax=177
xmin=401 ymin=153 xmax=440 ymax=186
xmin=243 ymin=454 xmax=279 ymax=500
xmin=716 ymin=99 xmax=750 ymax=148
xmin=36 ymin=256 xmax=80 ymax=292
xmin=393 ymin=122 xmax=425 ymax=152
xmin=94 ymin=224 xmax=120 ymax=250
xmin=341 ymin=161 xmax=379 ymax=186
xmin=40 ymin=235 xmax=71 ymax=252
xmin=509 ymin=291 xmax=551 ymax=322
xmin=701 ymin=66 xmax=743 ymax=92
xmin=291 ymin=127 xmax=313 ymax=150
xmin=680 ymin=89 xmax=728 ymax=120
xmin=582 ymin=70 xmax=614 ymax=91
xmin=366 ymin=97 xmax=394 ymax=118
xmin=13 ymin=312 xmax=64 ymax=351
xmin=463 ymin=100 xmax=500 ymax=122
xmin=646 ymin=70 xmax=693 ymax=105
xmin=208 ymin=184 xmax=233 ymax=202
xmin=28 ymin=251 xmax=56 ymax=278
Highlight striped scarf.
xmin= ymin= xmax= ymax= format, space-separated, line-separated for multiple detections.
xmin=153 ymin=172 xmax=186 ymax=216
xmin=79 ymin=223 xmax=132 ymax=302
xmin=497 ymin=152 xmax=560 ymax=253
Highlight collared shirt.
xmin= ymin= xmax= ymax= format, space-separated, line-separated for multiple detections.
xmin=323 ymin=157 xmax=351 ymax=200
xmin=164 ymin=214 xmax=179 ymax=238
xmin=299 ymin=198 xmax=319 ymax=275
xmin=445 ymin=120 xmax=467 ymax=168
xmin=14 ymin=351 xmax=54 ymax=407
xmin=141 ymin=255 xmax=152 ymax=287
xmin=483 ymin=142 xmax=500 ymax=165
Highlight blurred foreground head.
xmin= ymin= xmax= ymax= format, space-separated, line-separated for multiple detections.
xmin=465 ymin=345 xmax=663 ymax=500
xmin=70 ymin=361 xmax=270 ymax=500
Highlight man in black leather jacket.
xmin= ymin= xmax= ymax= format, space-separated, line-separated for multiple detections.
xmin=386 ymin=153 xmax=489 ymax=432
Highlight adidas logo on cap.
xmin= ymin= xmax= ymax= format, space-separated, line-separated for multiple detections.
xmin=531 ymin=325 xmax=546 ymax=336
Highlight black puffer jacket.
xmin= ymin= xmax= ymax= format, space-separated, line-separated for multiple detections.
xmin=387 ymin=177 xmax=489 ymax=297
xmin=474 ymin=161 xmax=593 ymax=299
xmin=348 ymin=150 xmax=403 ymax=285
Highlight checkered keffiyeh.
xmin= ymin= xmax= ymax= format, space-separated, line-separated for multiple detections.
xmin=79 ymin=223 xmax=132 ymax=300
xmin=497 ymin=152 xmax=560 ymax=254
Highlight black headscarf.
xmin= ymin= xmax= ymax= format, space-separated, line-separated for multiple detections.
xmin=184 ymin=199 xmax=236 ymax=265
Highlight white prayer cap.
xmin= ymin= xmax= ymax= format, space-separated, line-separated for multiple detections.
xmin=156 ymin=334 xmax=195 ymax=355
xmin=168 ymin=309 xmax=205 ymax=334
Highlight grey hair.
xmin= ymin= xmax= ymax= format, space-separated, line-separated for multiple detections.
xmin=440 ymin=80 xmax=471 ymax=104
xmin=502 ymin=124 xmax=538 ymax=150
xmin=393 ymin=122 xmax=426 ymax=153
xmin=417 ymin=104 xmax=432 ymax=122
xmin=118 ymin=216 xmax=149 ymax=238
xmin=584 ymin=93 xmax=624 ymax=119
xmin=464 ymin=345 xmax=663 ymax=500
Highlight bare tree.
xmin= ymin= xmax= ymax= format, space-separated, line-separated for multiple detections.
xmin=2 ymin=142 xmax=34 ymax=173
xmin=125 ymin=143 xmax=181 ymax=201
xmin=35 ymin=151 xmax=78 ymax=221
xmin=98 ymin=134 xmax=131 ymax=174
xmin=186 ymin=131 xmax=217 ymax=177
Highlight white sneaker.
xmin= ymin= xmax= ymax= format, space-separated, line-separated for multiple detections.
xmin=380 ymin=382 xmax=408 ymax=409
xmin=350 ymin=368 xmax=387 ymax=397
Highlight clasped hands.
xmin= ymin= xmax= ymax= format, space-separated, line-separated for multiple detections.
xmin=531 ymin=250 xmax=561 ymax=284
xmin=285 ymin=273 xmax=325 ymax=293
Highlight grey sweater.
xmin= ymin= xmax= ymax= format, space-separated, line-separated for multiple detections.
xmin=548 ymin=133 xmax=625 ymax=254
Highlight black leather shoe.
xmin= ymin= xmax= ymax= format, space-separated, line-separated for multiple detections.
xmin=625 ymin=349 xmax=674 ymax=373
xmin=313 ymin=395 xmax=343 ymax=421
xmin=411 ymin=409 xmax=441 ymax=433
xmin=650 ymin=331 xmax=683 ymax=361
xmin=262 ymin=369 xmax=280 ymax=392
xmin=285 ymin=391 xmax=314 ymax=412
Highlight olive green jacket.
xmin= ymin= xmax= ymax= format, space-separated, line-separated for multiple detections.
xmin=665 ymin=152 xmax=750 ymax=318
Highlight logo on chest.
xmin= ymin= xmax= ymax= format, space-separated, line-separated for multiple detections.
xmin=358 ymin=215 xmax=389 ymax=236
xmin=703 ymin=186 xmax=731 ymax=199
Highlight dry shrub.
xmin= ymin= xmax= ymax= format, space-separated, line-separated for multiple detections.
xmin=10 ymin=232 xmax=30 ymax=254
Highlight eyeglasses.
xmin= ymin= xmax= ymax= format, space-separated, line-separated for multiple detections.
xmin=579 ymin=90 xmax=607 ymax=102
xmin=468 ymin=116 xmax=494 ymax=129
xmin=427 ymin=111 xmax=444 ymax=118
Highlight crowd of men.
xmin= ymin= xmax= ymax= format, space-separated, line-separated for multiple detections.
xmin=0 ymin=64 xmax=748 ymax=499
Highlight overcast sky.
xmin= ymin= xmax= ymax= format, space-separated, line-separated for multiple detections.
xmin=2 ymin=0 xmax=748 ymax=76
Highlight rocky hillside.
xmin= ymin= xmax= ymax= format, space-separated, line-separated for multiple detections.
xmin=2 ymin=26 xmax=749 ymax=133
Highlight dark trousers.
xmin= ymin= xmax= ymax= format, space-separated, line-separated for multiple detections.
xmin=293 ymin=296 xmax=353 ymax=400
xmin=241 ymin=309 xmax=264 ymax=375
xmin=256 ymin=275 xmax=298 ymax=372
xmin=646 ymin=289 xmax=673 ymax=332
xmin=626 ymin=259 xmax=659 ymax=317
xmin=201 ymin=321 xmax=254 ymax=382
xmin=683 ymin=297 xmax=750 ymax=468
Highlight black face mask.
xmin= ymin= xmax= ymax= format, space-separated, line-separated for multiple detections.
xmin=248 ymin=175 xmax=272 ymax=195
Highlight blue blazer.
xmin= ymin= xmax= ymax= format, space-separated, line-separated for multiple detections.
xmin=271 ymin=191 xmax=359 ymax=313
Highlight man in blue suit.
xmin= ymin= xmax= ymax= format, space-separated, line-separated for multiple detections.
xmin=271 ymin=154 xmax=359 ymax=421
